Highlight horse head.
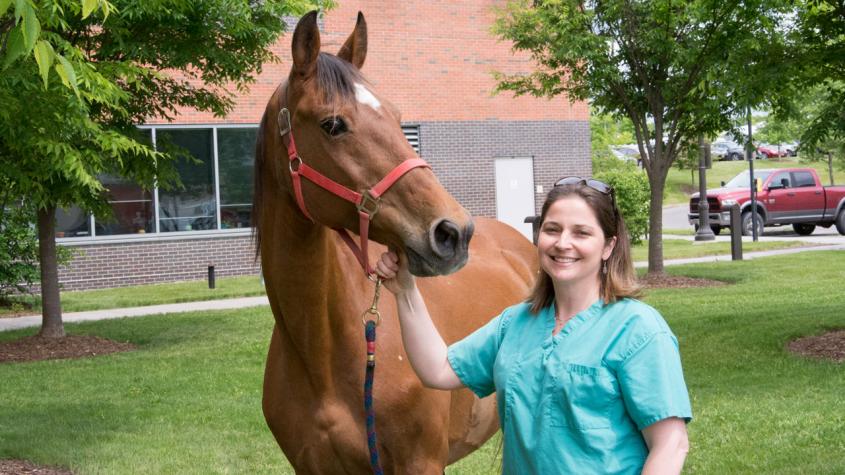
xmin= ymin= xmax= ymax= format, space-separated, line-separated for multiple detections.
xmin=257 ymin=11 xmax=474 ymax=276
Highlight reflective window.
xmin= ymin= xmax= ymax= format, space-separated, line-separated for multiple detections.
xmin=792 ymin=171 xmax=816 ymax=188
xmin=95 ymin=174 xmax=154 ymax=235
xmin=56 ymin=206 xmax=91 ymax=238
xmin=156 ymin=129 xmax=217 ymax=232
xmin=217 ymin=128 xmax=256 ymax=229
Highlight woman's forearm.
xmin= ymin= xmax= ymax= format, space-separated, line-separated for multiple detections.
xmin=393 ymin=286 xmax=463 ymax=390
xmin=641 ymin=433 xmax=689 ymax=475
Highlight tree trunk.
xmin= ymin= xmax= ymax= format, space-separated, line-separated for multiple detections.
xmin=647 ymin=168 xmax=668 ymax=276
xmin=828 ymin=153 xmax=835 ymax=186
xmin=37 ymin=205 xmax=65 ymax=338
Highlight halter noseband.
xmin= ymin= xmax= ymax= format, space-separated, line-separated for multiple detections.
xmin=278 ymin=107 xmax=430 ymax=277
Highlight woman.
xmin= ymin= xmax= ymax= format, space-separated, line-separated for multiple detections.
xmin=376 ymin=177 xmax=692 ymax=474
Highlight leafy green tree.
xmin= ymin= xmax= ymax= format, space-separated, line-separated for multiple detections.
xmin=791 ymin=1 xmax=845 ymax=157
xmin=1 ymin=0 xmax=317 ymax=337
xmin=494 ymin=0 xmax=794 ymax=275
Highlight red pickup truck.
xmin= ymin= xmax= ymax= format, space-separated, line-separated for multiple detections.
xmin=688 ymin=168 xmax=845 ymax=236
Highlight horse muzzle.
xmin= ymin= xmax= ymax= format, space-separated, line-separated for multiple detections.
xmin=405 ymin=219 xmax=474 ymax=276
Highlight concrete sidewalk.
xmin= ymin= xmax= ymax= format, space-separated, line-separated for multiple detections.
xmin=0 ymin=296 xmax=269 ymax=333
xmin=2 ymin=244 xmax=842 ymax=333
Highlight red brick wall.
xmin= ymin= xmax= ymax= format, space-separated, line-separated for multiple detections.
xmin=148 ymin=0 xmax=588 ymax=125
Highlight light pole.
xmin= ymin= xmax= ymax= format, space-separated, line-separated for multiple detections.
xmin=695 ymin=135 xmax=715 ymax=241
xmin=746 ymin=106 xmax=759 ymax=242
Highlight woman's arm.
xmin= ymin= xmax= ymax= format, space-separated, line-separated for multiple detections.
xmin=375 ymin=251 xmax=463 ymax=390
xmin=641 ymin=417 xmax=689 ymax=475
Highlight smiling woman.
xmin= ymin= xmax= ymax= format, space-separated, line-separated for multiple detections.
xmin=377 ymin=177 xmax=693 ymax=474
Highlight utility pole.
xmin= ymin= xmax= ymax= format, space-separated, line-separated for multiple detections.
xmin=695 ymin=135 xmax=715 ymax=241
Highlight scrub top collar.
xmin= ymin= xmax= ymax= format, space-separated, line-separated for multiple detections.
xmin=546 ymin=298 xmax=605 ymax=339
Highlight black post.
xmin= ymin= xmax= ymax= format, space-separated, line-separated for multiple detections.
xmin=695 ymin=135 xmax=715 ymax=241
xmin=730 ymin=204 xmax=743 ymax=260
xmin=524 ymin=216 xmax=539 ymax=245
xmin=208 ymin=265 xmax=216 ymax=289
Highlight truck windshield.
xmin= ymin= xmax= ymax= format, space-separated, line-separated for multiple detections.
xmin=724 ymin=170 xmax=774 ymax=189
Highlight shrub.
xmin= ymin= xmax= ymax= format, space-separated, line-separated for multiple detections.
xmin=594 ymin=166 xmax=650 ymax=244
xmin=0 ymin=200 xmax=40 ymax=299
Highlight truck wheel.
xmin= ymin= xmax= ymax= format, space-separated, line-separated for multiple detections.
xmin=836 ymin=210 xmax=845 ymax=235
xmin=741 ymin=211 xmax=764 ymax=236
xmin=711 ymin=225 xmax=722 ymax=235
xmin=729 ymin=152 xmax=741 ymax=161
xmin=792 ymin=223 xmax=816 ymax=236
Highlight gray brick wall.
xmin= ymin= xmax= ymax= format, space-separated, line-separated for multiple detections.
xmin=57 ymin=234 xmax=260 ymax=291
xmin=419 ymin=120 xmax=591 ymax=216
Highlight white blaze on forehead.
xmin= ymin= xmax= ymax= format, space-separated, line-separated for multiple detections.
xmin=354 ymin=83 xmax=381 ymax=111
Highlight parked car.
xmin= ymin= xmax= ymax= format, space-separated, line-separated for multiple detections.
xmin=688 ymin=168 xmax=845 ymax=236
xmin=610 ymin=144 xmax=643 ymax=166
xmin=711 ymin=140 xmax=763 ymax=161
xmin=757 ymin=143 xmax=789 ymax=158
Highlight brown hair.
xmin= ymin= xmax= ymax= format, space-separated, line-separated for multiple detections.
xmin=527 ymin=183 xmax=641 ymax=314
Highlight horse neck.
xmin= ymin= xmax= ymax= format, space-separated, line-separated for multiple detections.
xmin=260 ymin=180 xmax=371 ymax=386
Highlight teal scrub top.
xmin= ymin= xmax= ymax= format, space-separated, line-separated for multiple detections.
xmin=447 ymin=298 xmax=692 ymax=475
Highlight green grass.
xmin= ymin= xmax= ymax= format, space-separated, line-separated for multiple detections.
xmin=0 ymin=276 xmax=266 ymax=317
xmin=664 ymin=156 xmax=845 ymax=205
xmin=630 ymin=238 xmax=811 ymax=261
xmin=2 ymin=252 xmax=845 ymax=474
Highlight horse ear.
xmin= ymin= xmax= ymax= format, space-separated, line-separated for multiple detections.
xmin=337 ymin=12 xmax=367 ymax=69
xmin=292 ymin=11 xmax=321 ymax=78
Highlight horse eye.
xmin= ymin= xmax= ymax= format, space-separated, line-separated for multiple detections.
xmin=320 ymin=117 xmax=348 ymax=136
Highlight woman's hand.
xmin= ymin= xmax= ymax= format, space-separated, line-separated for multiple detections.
xmin=375 ymin=251 xmax=416 ymax=295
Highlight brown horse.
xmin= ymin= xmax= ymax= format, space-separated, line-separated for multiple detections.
xmin=254 ymin=11 xmax=537 ymax=474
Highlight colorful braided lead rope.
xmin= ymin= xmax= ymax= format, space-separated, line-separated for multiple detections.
xmin=364 ymin=320 xmax=384 ymax=475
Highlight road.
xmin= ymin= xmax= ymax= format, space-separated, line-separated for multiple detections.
xmin=662 ymin=204 xmax=845 ymax=242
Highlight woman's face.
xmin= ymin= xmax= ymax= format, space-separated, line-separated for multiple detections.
xmin=537 ymin=196 xmax=616 ymax=289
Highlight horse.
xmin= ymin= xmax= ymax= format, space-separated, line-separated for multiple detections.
xmin=254 ymin=11 xmax=538 ymax=474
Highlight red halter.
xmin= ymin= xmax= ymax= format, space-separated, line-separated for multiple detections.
xmin=278 ymin=107 xmax=430 ymax=276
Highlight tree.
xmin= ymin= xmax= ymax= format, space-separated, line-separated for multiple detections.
xmin=791 ymin=1 xmax=845 ymax=156
xmin=493 ymin=0 xmax=794 ymax=274
xmin=1 ymin=0 xmax=318 ymax=337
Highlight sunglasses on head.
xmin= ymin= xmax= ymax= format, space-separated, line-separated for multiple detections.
xmin=554 ymin=176 xmax=619 ymax=216
xmin=554 ymin=176 xmax=614 ymax=195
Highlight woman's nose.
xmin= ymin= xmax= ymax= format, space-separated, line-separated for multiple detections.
xmin=554 ymin=233 xmax=572 ymax=249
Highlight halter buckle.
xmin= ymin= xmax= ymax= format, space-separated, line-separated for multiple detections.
xmin=357 ymin=191 xmax=380 ymax=217
xmin=278 ymin=108 xmax=292 ymax=137
xmin=289 ymin=156 xmax=303 ymax=173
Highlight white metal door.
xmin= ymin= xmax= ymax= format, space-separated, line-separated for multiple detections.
xmin=495 ymin=158 xmax=535 ymax=240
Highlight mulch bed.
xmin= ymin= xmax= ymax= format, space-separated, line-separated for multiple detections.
xmin=0 ymin=335 xmax=135 ymax=364
xmin=788 ymin=330 xmax=845 ymax=363
xmin=637 ymin=274 xmax=726 ymax=289
xmin=0 ymin=459 xmax=72 ymax=474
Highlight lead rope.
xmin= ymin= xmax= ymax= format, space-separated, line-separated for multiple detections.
xmin=362 ymin=278 xmax=384 ymax=475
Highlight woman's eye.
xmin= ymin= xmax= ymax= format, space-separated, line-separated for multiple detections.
xmin=320 ymin=117 xmax=348 ymax=136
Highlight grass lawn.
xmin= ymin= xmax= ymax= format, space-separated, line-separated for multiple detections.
xmin=2 ymin=251 xmax=844 ymax=474
xmin=0 ymin=275 xmax=266 ymax=317
xmin=630 ymin=238 xmax=811 ymax=262
xmin=664 ymin=156 xmax=845 ymax=206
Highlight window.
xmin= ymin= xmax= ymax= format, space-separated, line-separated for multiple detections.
xmin=771 ymin=172 xmax=791 ymax=189
xmin=217 ymin=128 xmax=256 ymax=229
xmin=792 ymin=171 xmax=816 ymax=188
xmin=95 ymin=174 xmax=154 ymax=235
xmin=156 ymin=129 xmax=217 ymax=232
xmin=54 ymin=122 xmax=420 ymax=241
xmin=56 ymin=206 xmax=91 ymax=238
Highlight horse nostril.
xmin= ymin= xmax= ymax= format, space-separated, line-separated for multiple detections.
xmin=431 ymin=219 xmax=461 ymax=259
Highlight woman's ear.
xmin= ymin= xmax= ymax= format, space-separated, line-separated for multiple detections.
xmin=602 ymin=236 xmax=617 ymax=261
